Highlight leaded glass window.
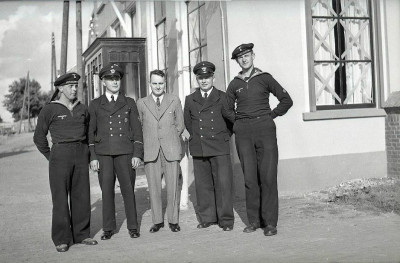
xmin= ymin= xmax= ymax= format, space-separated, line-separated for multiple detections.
xmin=311 ymin=0 xmax=375 ymax=110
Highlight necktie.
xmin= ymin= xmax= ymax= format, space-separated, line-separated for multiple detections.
xmin=156 ymin=97 xmax=160 ymax=107
xmin=110 ymin=95 xmax=115 ymax=107
xmin=203 ymin=92 xmax=208 ymax=99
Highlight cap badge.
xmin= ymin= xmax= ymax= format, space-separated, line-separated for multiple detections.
xmin=110 ymin=69 xmax=116 ymax=74
xmin=72 ymin=74 xmax=77 ymax=79
xmin=202 ymin=67 xmax=207 ymax=72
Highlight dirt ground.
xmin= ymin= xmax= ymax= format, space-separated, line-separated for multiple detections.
xmin=1 ymin=133 xmax=400 ymax=263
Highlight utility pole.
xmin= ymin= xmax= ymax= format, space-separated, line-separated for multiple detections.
xmin=27 ymin=72 xmax=30 ymax=131
xmin=76 ymin=0 xmax=84 ymax=102
xmin=51 ymin=32 xmax=57 ymax=91
xmin=60 ymin=0 xmax=69 ymax=75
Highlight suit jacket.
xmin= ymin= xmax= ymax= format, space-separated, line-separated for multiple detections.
xmin=88 ymin=93 xmax=143 ymax=161
xmin=137 ymin=93 xmax=185 ymax=162
xmin=184 ymin=88 xmax=232 ymax=157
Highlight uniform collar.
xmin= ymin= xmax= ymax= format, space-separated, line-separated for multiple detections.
xmin=200 ymin=87 xmax=213 ymax=98
xmin=105 ymin=91 xmax=119 ymax=102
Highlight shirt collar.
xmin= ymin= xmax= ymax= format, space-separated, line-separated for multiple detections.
xmin=200 ymin=87 xmax=213 ymax=97
xmin=152 ymin=93 xmax=164 ymax=103
xmin=105 ymin=91 xmax=118 ymax=102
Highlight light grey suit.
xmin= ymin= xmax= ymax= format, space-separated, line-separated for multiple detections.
xmin=137 ymin=93 xmax=185 ymax=224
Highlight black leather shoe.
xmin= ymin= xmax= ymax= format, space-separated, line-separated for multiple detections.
xmin=149 ymin=222 xmax=165 ymax=233
xmin=222 ymin=225 xmax=233 ymax=231
xmin=243 ymin=223 xmax=261 ymax=233
xmin=264 ymin=225 xmax=277 ymax=236
xmin=80 ymin=238 xmax=98 ymax=245
xmin=55 ymin=244 xmax=69 ymax=252
xmin=169 ymin=223 xmax=181 ymax=232
xmin=197 ymin=222 xmax=217 ymax=229
xmin=101 ymin=231 xmax=113 ymax=240
xmin=129 ymin=229 xmax=140 ymax=238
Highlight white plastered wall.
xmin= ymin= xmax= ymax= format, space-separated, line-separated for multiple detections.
xmin=225 ymin=0 xmax=386 ymax=160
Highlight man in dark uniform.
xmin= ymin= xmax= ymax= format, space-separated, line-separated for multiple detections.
xmin=226 ymin=43 xmax=293 ymax=236
xmin=34 ymin=72 xmax=98 ymax=252
xmin=88 ymin=63 xmax=143 ymax=240
xmin=184 ymin=61 xmax=234 ymax=231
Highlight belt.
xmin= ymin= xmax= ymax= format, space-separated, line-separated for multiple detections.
xmin=53 ymin=140 xmax=87 ymax=145
xmin=236 ymin=114 xmax=270 ymax=120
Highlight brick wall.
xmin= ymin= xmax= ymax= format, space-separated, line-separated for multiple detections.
xmin=385 ymin=108 xmax=400 ymax=179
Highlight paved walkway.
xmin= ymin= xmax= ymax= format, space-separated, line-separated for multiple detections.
xmin=1 ymin=133 xmax=400 ymax=263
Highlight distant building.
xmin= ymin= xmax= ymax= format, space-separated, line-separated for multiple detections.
xmin=82 ymin=0 xmax=400 ymax=194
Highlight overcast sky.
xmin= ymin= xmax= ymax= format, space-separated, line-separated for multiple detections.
xmin=0 ymin=0 xmax=94 ymax=123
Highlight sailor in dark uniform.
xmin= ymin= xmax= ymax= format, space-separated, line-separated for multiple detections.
xmin=184 ymin=61 xmax=234 ymax=231
xmin=88 ymin=63 xmax=143 ymax=240
xmin=33 ymin=72 xmax=98 ymax=252
xmin=226 ymin=43 xmax=293 ymax=236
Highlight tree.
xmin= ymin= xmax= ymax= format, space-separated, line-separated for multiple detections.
xmin=2 ymin=77 xmax=51 ymax=122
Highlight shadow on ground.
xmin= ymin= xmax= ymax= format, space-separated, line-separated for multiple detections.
xmin=90 ymin=187 xmax=151 ymax=237
xmin=0 ymin=150 xmax=32 ymax=159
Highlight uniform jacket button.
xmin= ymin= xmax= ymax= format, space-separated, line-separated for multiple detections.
xmin=110 ymin=128 xmax=112 ymax=130
xmin=120 ymin=134 xmax=122 ymax=137
xmin=118 ymin=115 xmax=120 ymax=117
xmin=110 ymin=121 xmax=112 ymax=124
xmin=111 ymin=134 xmax=113 ymax=136
xmin=200 ymin=135 xmax=203 ymax=138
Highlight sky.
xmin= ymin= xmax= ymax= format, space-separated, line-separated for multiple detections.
xmin=0 ymin=0 xmax=94 ymax=123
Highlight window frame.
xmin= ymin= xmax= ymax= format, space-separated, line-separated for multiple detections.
xmin=305 ymin=0 xmax=382 ymax=115
xmin=186 ymin=1 xmax=207 ymax=89
xmin=154 ymin=2 xmax=168 ymax=92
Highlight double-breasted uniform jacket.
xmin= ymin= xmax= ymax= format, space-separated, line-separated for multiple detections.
xmin=88 ymin=93 xmax=143 ymax=160
xmin=184 ymin=87 xmax=233 ymax=157
xmin=137 ymin=93 xmax=185 ymax=162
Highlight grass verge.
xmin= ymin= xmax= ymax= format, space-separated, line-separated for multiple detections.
xmin=324 ymin=178 xmax=400 ymax=215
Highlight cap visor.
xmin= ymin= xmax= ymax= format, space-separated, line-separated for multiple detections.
xmin=196 ymin=73 xmax=214 ymax=78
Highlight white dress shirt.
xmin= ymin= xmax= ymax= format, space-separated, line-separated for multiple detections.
xmin=105 ymin=91 xmax=118 ymax=102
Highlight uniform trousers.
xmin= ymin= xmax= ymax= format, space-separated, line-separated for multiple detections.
xmin=193 ymin=155 xmax=234 ymax=226
xmin=49 ymin=142 xmax=91 ymax=246
xmin=144 ymin=148 xmax=180 ymax=224
xmin=234 ymin=115 xmax=279 ymax=227
xmin=97 ymin=154 xmax=138 ymax=231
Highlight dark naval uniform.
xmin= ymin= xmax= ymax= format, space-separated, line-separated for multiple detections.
xmin=88 ymin=64 xmax=143 ymax=234
xmin=184 ymin=61 xmax=234 ymax=229
xmin=226 ymin=43 xmax=293 ymax=232
xmin=33 ymin=73 xmax=92 ymax=247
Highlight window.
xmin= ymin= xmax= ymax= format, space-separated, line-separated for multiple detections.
xmin=86 ymin=52 xmax=102 ymax=100
xmin=131 ymin=10 xmax=135 ymax=37
xmin=309 ymin=0 xmax=375 ymax=110
xmin=187 ymin=1 xmax=207 ymax=88
xmin=154 ymin=1 xmax=168 ymax=91
xmin=111 ymin=21 xmax=121 ymax=37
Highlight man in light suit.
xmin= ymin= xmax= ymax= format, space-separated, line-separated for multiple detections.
xmin=137 ymin=70 xmax=185 ymax=233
